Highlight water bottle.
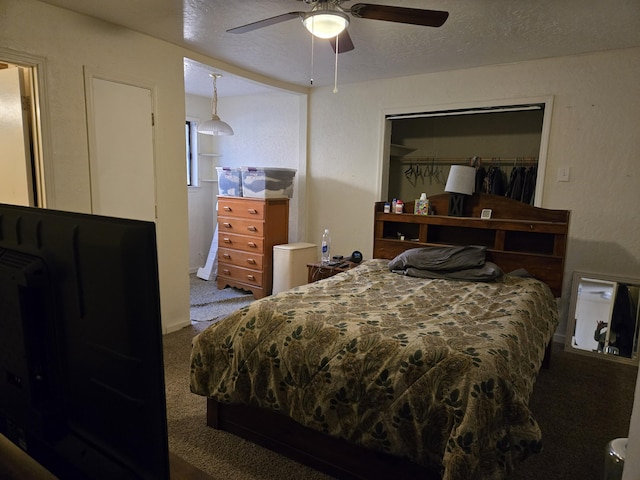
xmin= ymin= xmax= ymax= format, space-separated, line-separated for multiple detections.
xmin=321 ymin=229 xmax=331 ymax=264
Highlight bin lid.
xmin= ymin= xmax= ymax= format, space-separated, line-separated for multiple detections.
xmin=273 ymin=242 xmax=317 ymax=250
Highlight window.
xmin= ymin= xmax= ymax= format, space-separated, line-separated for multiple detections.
xmin=185 ymin=120 xmax=197 ymax=186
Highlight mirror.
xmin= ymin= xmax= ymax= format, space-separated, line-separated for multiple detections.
xmin=566 ymin=272 xmax=640 ymax=365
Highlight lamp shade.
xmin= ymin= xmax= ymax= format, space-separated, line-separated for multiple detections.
xmin=445 ymin=165 xmax=475 ymax=195
xmin=197 ymin=116 xmax=234 ymax=136
xmin=303 ymin=11 xmax=349 ymax=38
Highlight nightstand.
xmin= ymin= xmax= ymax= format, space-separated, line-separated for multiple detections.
xmin=307 ymin=261 xmax=357 ymax=283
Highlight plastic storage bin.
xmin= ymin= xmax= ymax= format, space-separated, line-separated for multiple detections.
xmin=216 ymin=167 xmax=242 ymax=196
xmin=241 ymin=167 xmax=296 ymax=198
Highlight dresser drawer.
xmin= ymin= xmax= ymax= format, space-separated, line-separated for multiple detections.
xmin=218 ymin=217 xmax=266 ymax=237
xmin=218 ymin=232 xmax=265 ymax=254
xmin=218 ymin=197 xmax=265 ymax=220
xmin=217 ymin=247 xmax=264 ymax=270
xmin=217 ymin=264 xmax=264 ymax=287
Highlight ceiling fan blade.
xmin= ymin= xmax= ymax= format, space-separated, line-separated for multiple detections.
xmin=226 ymin=12 xmax=304 ymax=34
xmin=349 ymin=3 xmax=449 ymax=27
xmin=329 ymin=29 xmax=355 ymax=54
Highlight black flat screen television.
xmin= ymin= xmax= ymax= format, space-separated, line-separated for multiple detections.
xmin=0 ymin=203 xmax=169 ymax=480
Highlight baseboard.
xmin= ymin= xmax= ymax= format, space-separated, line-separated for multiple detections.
xmin=164 ymin=319 xmax=191 ymax=335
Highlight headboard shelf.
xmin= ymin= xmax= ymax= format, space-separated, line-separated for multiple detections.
xmin=374 ymin=193 xmax=570 ymax=296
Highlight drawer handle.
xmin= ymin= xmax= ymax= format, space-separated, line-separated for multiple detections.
xmin=247 ymin=258 xmax=256 ymax=265
xmin=247 ymin=242 xmax=257 ymax=248
xmin=223 ymin=206 xmax=232 ymax=212
xmin=223 ymin=237 xmax=232 ymax=244
xmin=247 ymin=226 xmax=257 ymax=232
xmin=247 ymin=274 xmax=256 ymax=281
xmin=222 ymin=253 xmax=231 ymax=260
xmin=223 ymin=222 xmax=232 ymax=228
xmin=222 ymin=269 xmax=231 ymax=275
xmin=247 ymin=208 xmax=258 ymax=215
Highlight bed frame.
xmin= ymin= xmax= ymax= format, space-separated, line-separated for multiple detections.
xmin=205 ymin=193 xmax=571 ymax=480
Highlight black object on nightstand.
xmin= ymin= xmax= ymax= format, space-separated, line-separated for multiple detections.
xmin=307 ymin=261 xmax=356 ymax=283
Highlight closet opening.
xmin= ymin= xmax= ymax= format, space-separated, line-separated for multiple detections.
xmin=381 ymin=99 xmax=553 ymax=208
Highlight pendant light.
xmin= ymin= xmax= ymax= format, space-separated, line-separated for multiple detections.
xmin=198 ymin=73 xmax=234 ymax=136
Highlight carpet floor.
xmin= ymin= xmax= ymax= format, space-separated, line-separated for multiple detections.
xmin=189 ymin=274 xmax=255 ymax=323
xmin=165 ymin=280 xmax=638 ymax=479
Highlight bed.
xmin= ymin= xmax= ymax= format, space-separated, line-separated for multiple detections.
xmin=190 ymin=194 xmax=570 ymax=480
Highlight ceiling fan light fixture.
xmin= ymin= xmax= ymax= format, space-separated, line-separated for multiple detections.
xmin=198 ymin=73 xmax=234 ymax=136
xmin=303 ymin=11 xmax=349 ymax=39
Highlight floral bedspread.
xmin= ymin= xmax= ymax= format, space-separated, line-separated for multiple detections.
xmin=190 ymin=259 xmax=559 ymax=480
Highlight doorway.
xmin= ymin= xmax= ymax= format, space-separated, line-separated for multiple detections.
xmin=0 ymin=60 xmax=45 ymax=207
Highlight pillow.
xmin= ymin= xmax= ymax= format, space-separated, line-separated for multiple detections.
xmin=399 ymin=262 xmax=504 ymax=282
xmin=507 ymin=268 xmax=533 ymax=278
xmin=388 ymin=245 xmax=487 ymax=272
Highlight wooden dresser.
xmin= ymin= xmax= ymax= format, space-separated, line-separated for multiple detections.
xmin=216 ymin=196 xmax=289 ymax=299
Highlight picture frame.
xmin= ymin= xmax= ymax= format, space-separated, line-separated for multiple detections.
xmin=481 ymin=208 xmax=492 ymax=219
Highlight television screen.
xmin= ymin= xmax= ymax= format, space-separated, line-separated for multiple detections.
xmin=0 ymin=203 xmax=169 ymax=480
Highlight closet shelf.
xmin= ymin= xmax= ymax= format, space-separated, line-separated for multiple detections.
xmin=390 ymin=144 xmax=417 ymax=157
xmin=398 ymin=156 xmax=538 ymax=166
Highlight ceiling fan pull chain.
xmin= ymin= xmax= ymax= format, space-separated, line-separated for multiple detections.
xmin=333 ymin=33 xmax=339 ymax=93
xmin=310 ymin=32 xmax=315 ymax=86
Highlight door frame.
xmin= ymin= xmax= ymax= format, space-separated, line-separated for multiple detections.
xmin=0 ymin=48 xmax=52 ymax=207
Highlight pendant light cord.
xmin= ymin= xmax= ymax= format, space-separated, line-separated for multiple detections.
xmin=333 ymin=34 xmax=339 ymax=93
xmin=212 ymin=74 xmax=219 ymax=117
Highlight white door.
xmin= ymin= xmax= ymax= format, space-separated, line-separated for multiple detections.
xmin=86 ymin=75 xmax=156 ymax=221
xmin=0 ymin=66 xmax=34 ymax=206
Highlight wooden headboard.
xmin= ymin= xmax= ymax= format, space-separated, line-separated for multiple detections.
xmin=373 ymin=193 xmax=570 ymax=297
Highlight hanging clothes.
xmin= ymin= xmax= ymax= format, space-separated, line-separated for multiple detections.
xmin=475 ymin=166 xmax=487 ymax=193
xmin=610 ymin=284 xmax=637 ymax=357
xmin=486 ymin=166 xmax=506 ymax=196
xmin=521 ymin=166 xmax=537 ymax=204
xmin=506 ymin=166 xmax=525 ymax=201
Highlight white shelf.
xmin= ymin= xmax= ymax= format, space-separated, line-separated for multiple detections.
xmin=199 ymin=153 xmax=221 ymax=157
xmin=390 ymin=144 xmax=417 ymax=157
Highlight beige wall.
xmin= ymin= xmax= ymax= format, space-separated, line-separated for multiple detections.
xmin=0 ymin=0 xmax=306 ymax=332
xmin=307 ymin=48 xmax=640 ymax=337
xmin=3 ymin=0 xmax=640 ymax=471
xmin=1 ymin=0 xmax=192 ymax=333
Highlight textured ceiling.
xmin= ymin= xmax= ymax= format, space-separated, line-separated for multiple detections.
xmin=40 ymin=0 xmax=640 ymax=98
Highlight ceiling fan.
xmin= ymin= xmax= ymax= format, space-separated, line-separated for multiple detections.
xmin=227 ymin=1 xmax=449 ymax=53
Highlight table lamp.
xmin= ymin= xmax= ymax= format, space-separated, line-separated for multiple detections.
xmin=444 ymin=165 xmax=475 ymax=216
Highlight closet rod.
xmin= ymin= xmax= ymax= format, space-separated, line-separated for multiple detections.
xmin=398 ymin=156 xmax=538 ymax=166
